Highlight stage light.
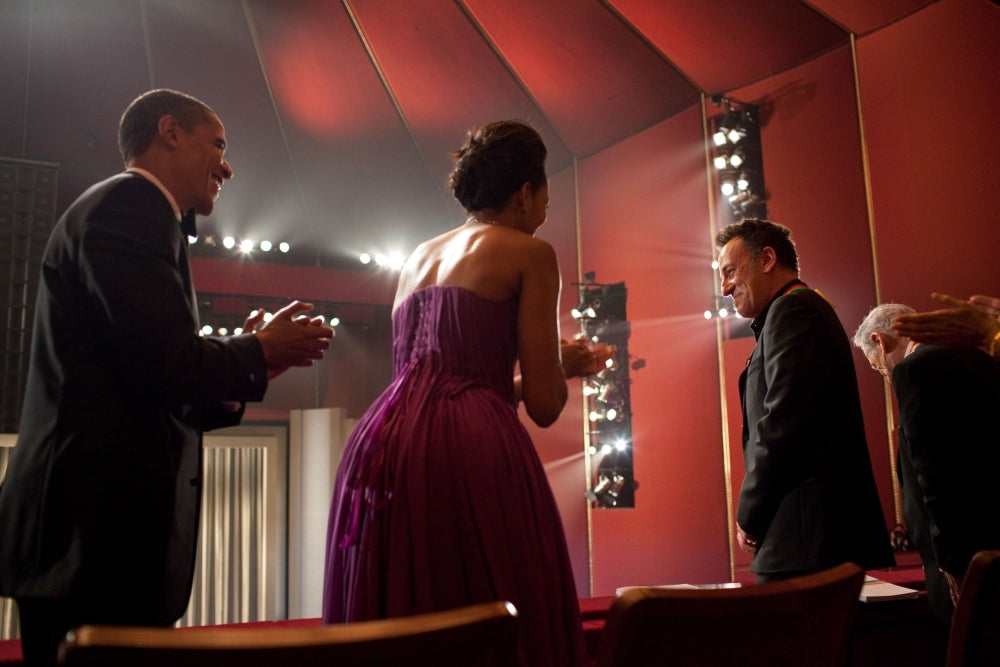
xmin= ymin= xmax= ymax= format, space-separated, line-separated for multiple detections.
xmin=260 ymin=240 xmax=272 ymax=252
xmin=571 ymin=299 xmax=598 ymax=319
xmin=278 ymin=242 xmax=290 ymax=253
xmin=360 ymin=252 xmax=372 ymax=264
xmin=222 ymin=236 xmax=236 ymax=249
xmin=585 ymin=471 xmax=627 ymax=507
xmin=240 ymin=239 xmax=254 ymax=252
xmin=387 ymin=252 xmax=405 ymax=270
xmin=705 ymin=295 xmax=733 ymax=320
xmin=713 ymin=149 xmax=744 ymax=170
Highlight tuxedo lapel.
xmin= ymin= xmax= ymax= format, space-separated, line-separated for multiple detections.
xmin=178 ymin=209 xmax=199 ymax=327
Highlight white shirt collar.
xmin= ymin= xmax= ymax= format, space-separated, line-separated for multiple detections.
xmin=126 ymin=167 xmax=182 ymax=222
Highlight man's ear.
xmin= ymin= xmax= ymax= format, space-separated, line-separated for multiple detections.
xmin=874 ymin=331 xmax=897 ymax=354
xmin=759 ymin=246 xmax=777 ymax=273
xmin=158 ymin=115 xmax=180 ymax=147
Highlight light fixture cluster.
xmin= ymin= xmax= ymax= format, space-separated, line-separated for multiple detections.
xmin=710 ymin=99 xmax=767 ymax=222
xmin=704 ymin=260 xmax=740 ymax=320
xmin=188 ymin=235 xmax=291 ymax=256
xmin=703 ymin=293 xmax=733 ymax=320
xmin=358 ymin=251 xmax=406 ymax=271
xmin=573 ymin=276 xmax=637 ymax=509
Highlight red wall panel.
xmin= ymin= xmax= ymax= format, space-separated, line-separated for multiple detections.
xmin=578 ymin=106 xmax=731 ymax=595
xmin=859 ymin=0 xmax=1000 ymax=307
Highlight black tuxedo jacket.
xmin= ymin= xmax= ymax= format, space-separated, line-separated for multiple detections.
xmin=893 ymin=344 xmax=1000 ymax=619
xmin=0 ymin=173 xmax=267 ymax=624
xmin=737 ymin=282 xmax=894 ymax=575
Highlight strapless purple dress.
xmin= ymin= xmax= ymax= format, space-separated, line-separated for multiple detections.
xmin=322 ymin=286 xmax=586 ymax=666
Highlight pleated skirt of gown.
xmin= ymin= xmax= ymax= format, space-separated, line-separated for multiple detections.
xmin=322 ymin=286 xmax=587 ymax=666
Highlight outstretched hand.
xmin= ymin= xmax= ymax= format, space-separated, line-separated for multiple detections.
xmin=561 ymin=335 xmax=616 ymax=379
xmin=251 ymin=301 xmax=334 ymax=380
xmin=891 ymin=292 xmax=1000 ymax=349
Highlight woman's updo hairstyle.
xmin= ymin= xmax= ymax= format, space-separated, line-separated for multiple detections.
xmin=448 ymin=119 xmax=547 ymax=212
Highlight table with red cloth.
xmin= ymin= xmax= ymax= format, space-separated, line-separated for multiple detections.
xmin=0 ymin=553 xmax=945 ymax=667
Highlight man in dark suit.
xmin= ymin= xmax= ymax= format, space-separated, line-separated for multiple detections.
xmin=0 ymin=89 xmax=334 ymax=667
xmin=715 ymin=218 xmax=893 ymax=582
xmin=854 ymin=303 xmax=1000 ymax=621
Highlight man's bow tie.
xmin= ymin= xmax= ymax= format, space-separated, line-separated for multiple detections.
xmin=180 ymin=209 xmax=197 ymax=238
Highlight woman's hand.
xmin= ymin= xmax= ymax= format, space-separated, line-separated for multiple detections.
xmin=561 ymin=335 xmax=616 ymax=379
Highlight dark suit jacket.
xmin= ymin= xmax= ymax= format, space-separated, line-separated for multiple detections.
xmin=0 ymin=173 xmax=268 ymax=624
xmin=737 ymin=281 xmax=894 ymax=575
xmin=893 ymin=344 xmax=1000 ymax=620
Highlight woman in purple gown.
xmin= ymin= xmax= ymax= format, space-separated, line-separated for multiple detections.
xmin=322 ymin=120 xmax=610 ymax=666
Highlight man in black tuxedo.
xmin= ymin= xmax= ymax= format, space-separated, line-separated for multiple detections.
xmin=716 ymin=219 xmax=893 ymax=582
xmin=855 ymin=303 xmax=1000 ymax=621
xmin=0 ymin=89 xmax=334 ymax=667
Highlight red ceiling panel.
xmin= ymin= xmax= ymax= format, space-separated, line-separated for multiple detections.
xmin=463 ymin=0 xmax=701 ymax=157
xmin=609 ymin=0 xmax=848 ymax=94
xmin=255 ymin=1 xmax=403 ymax=142
xmin=349 ymin=0 xmax=574 ymax=173
xmin=0 ymin=0 xmax=951 ymax=268
xmin=807 ymin=0 xmax=941 ymax=35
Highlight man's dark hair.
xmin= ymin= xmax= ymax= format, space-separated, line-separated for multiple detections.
xmin=715 ymin=218 xmax=799 ymax=273
xmin=118 ymin=89 xmax=214 ymax=163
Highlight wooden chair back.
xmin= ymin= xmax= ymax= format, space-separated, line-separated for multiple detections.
xmin=58 ymin=600 xmax=518 ymax=667
xmin=594 ymin=562 xmax=865 ymax=667
xmin=946 ymin=550 xmax=1000 ymax=667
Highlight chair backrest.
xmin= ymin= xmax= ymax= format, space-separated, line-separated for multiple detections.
xmin=946 ymin=550 xmax=1000 ymax=667
xmin=58 ymin=600 xmax=518 ymax=667
xmin=595 ymin=562 xmax=865 ymax=667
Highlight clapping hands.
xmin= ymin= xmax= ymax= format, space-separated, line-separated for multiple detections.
xmin=246 ymin=301 xmax=335 ymax=380
xmin=561 ymin=334 xmax=616 ymax=379
xmin=892 ymin=293 xmax=1000 ymax=349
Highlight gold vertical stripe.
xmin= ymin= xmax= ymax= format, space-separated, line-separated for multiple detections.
xmin=701 ymin=95 xmax=737 ymax=582
xmin=850 ymin=35 xmax=901 ymax=526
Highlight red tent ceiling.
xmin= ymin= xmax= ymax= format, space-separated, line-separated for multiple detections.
xmin=0 ymin=0 xmax=938 ymax=267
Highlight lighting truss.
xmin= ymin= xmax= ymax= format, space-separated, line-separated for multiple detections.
xmin=710 ymin=100 xmax=767 ymax=223
xmin=574 ymin=279 xmax=636 ymax=509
